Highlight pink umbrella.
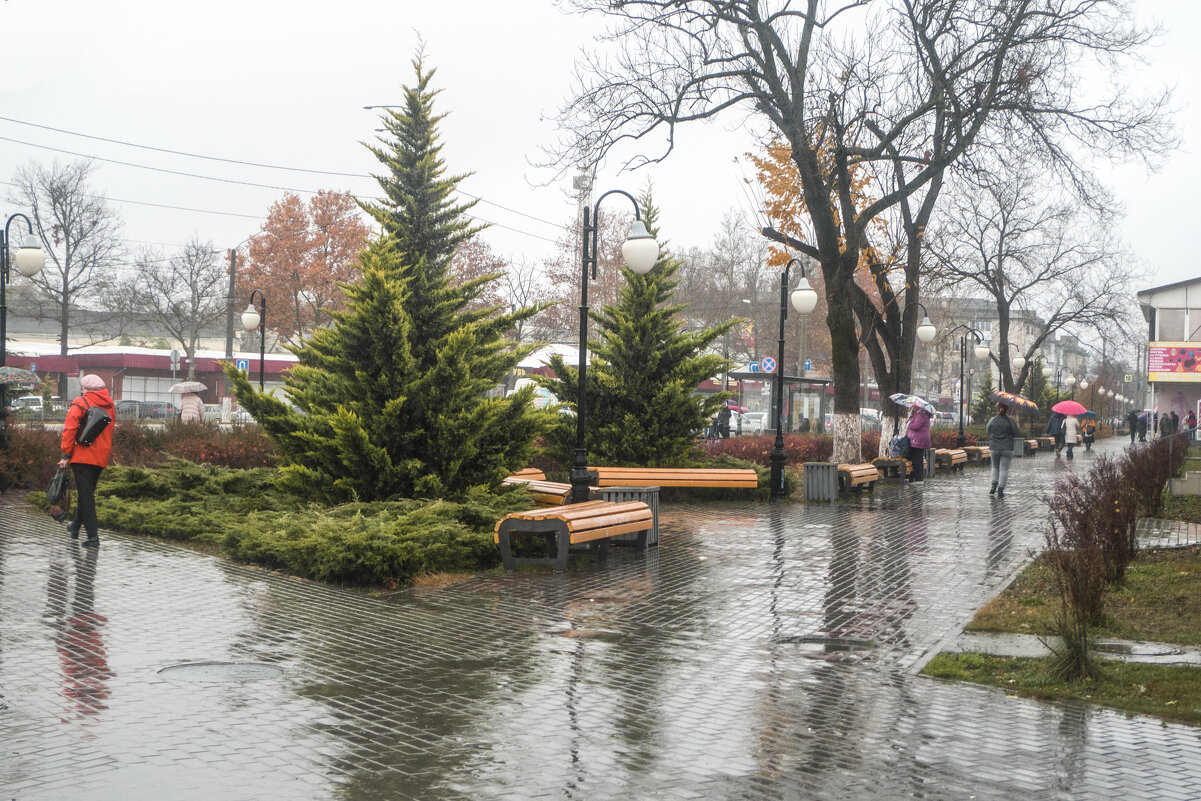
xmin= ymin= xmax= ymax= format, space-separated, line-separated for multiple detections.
xmin=1052 ymin=399 xmax=1087 ymax=415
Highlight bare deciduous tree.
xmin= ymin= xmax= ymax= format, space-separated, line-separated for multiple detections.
xmin=10 ymin=160 xmax=124 ymax=368
xmin=125 ymin=238 xmax=228 ymax=379
xmin=551 ymin=0 xmax=1171 ymax=461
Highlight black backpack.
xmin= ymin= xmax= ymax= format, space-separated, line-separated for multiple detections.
xmin=73 ymin=398 xmax=112 ymax=446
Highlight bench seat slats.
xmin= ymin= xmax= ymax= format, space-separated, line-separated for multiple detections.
xmin=590 ymin=466 xmax=758 ymax=488
xmin=494 ymin=500 xmax=654 ymax=572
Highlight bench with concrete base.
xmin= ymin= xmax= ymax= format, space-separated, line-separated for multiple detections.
xmin=1036 ymin=437 xmax=1055 ymax=452
xmin=837 ymin=463 xmax=879 ymax=493
xmin=934 ymin=449 xmax=967 ymax=472
xmin=872 ymin=457 xmax=911 ymax=479
xmin=1025 ymin=439 xmax=1040 ymax=454
xmin=590 ymin=466 xmax=758 ymax=489
xmin=494 ymin=500 xmax=654 ymax=573
xmin=961 ymin=446 xmax=990 ymax=463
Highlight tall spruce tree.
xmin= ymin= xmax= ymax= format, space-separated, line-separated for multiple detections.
xmin=225 ymin=57 xmax=546 ymax=502
xmin=538 ymin=189 xmax=735 ymax=467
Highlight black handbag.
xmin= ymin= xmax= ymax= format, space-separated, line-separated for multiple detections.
xmin=46 ymin=467 xmax=71 ymax=522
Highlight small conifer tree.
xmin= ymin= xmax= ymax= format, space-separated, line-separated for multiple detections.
xmin=226 ymin=56 xmax=546 ymax=501
xmin=538 ymin=189 xmax=735 ymax=467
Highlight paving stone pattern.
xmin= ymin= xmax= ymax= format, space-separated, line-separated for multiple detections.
xmin=3 ymin=438 xmax=1201 ymax=800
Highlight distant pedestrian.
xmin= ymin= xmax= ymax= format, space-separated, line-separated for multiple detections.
xmin=1138 ymin=413 xmax=1148 ymax=442
xmin=1082 ymin=417 xmax=1096 ymax=452
xmin=1062 ymin=414 xmax=1080 ymax=459
xmin=1188 ymin=410 xmax=1197 ymax=439
xmin=1127 ymin=410 xmax=1139 ymax=444
xmin=1160 ymin=413 xmax=1172 ymax=440
xmin=179 ymin=391 xmax=204 ymax=424
xmin=987 ymin=402 xmax=1022 ymax=498
xmin=718 ymin=405 xmax=732 ymax=438
xmin=906 ymin=405 xmax=933 ymax=483
xmin=60 ymin=374 xmax=115 ymax=548
xmin=1046 ymin=411 xmax=1066 ymax=456
xmin=1171 ymin=410 xmax=1180 ymax=435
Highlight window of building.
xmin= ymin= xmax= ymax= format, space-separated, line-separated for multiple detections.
xmin=1188 ymin=309 xmax=1201 ymax=341
xmin=1158 ymin=308 xmax=1186 ymax=341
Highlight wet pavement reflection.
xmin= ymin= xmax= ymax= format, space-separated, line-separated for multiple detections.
xmin=4 ymin=437 xmax=1201 ymax=800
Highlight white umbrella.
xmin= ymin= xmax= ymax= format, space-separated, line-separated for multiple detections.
xmin=169 ymin=381 xmax=208 ymax=394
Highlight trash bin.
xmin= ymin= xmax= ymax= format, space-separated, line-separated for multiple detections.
xmin=602 ymin=486 xmax=660 ymax=546
xmin=803 ymin=462 xmax=838 ymax=502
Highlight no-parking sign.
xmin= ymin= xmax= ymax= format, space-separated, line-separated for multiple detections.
xmin=761 ymin=356 xmax=776 ymax=372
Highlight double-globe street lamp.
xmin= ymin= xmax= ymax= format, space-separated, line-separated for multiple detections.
xmin=569 ymin=190 xmax=659 ymax=504
xmin=892 ymin=302 xmax=938 ymax=437
xmin=768 ymin=258 xmax=818 ymax=502
xmin=951 ymin=326 xmax=989 ymax=446
xmin=0 ymin=214 xmax=46 ymax=451
xmin=241 ymin=290 xmax=267 ymax=390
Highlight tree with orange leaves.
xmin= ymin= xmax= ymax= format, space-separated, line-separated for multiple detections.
xmin=241 ymin=190 xmax=370 ymax=346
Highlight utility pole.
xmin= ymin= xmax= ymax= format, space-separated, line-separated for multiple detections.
xmin=224 ymin=249 xmax=236 ymax=360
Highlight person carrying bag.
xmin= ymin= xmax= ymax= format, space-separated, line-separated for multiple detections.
xmin=59 ymin=374 xmax=116 ymax=547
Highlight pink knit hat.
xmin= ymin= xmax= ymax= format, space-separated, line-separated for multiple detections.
xmin=80 ymin=374 xmax=105 ymax=390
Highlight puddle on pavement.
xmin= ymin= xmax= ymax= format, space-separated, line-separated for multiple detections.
xmin=1093 ymin=640 xmax=1184 ymax=657
xmin=949 ymin=631 xmax=1201 ymax=664
xmin=158 ymin=661 xmax=284 ymax=683
xmin=773 ymin=635 xmax=877 ymax=661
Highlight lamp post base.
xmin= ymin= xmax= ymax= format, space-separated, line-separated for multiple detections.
xmin=769 ymin=439 xmax=787 ymax=502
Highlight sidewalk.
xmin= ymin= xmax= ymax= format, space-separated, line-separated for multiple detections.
xmin=3 ymin=437 xmax=1200 ymax=800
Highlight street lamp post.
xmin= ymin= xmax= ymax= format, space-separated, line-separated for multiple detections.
xmin=0 ymin=214 xmax=46 ymax=452
xmin=569 ymin=190 xmax=660 ymax=504
xmin=241 ymin=290 xmax=267 ymax=390
xmin=769 ymin=259 xmax=818 ymax=502
xmin=952 ymin=327 xmax=988 ymax=447
xmin=892 ymin=302 xmax=938 ymax=437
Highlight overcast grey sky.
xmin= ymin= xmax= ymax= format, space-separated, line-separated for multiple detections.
xmin=0 ymin=0 xmax=1193 ymax=290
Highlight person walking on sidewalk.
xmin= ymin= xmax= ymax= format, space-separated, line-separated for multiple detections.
xmin=987 ymin=402 xmax=1022 ymax=498
xmin=1046 ymin=411 xmax=1066 ymax=456
xmin=1188 ymin=410 xmax=1197 ymax=440
xmin=1062 ymin=414 xmax=1080 ymax=459
xmin=1127 ymin=409 xmax=1139 ymax=444
xmin=906 ymin=405 xmax=933 ymax=482
xmin=59 ymin=375 xmax=115 ymax=547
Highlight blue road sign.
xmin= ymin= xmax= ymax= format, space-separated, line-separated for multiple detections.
xmin=804 ymin=359 xmax=811 ymax=371
xmin=29 ymin=362 xmax=35 ymax=373
xmin=748 ymin=362 xmax=759 ymax=373
xmin=236 ymin=359 xmax=250 ymax=374
xmin=761 ymin=356 xmax=776 ymax=372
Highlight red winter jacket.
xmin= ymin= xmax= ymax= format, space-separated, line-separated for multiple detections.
xmin=60 ymin=389 xmax=116 ymax=468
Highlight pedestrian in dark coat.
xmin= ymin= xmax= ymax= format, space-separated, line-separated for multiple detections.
xmin=1171 ymin=410 xmax=1180 ymax=434
xmin=1127 ymin=410 xmax=1139 ymax=444
xmin=1046 ymin=412 xmax=1066 ymax=456
xmin=1138 ymin=413 xmax=1148 ymax=442
xmin=987 ymin=403 xmax=1022 ymax=498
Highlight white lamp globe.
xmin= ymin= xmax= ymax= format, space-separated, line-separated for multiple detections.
xmin=13 ymin=233 xmax=45 ymax=277
xmin=241 ymin=304 xmax=261 ymax=332
xmin=1079 ymin=380 xmax=1089 ymax=390
xmin=790 ymin=278 xmax=818 ymax=314
xmin=1013 ymin=354 xmax=1026 ymax=371
xmin=1042 ymin=364 xmax=1054 ymax=378
xmin=916 ymin=316 xmax=937 ymax=343
xmin=1065 ymin=375 xmax=1076 ymax=388
xmin=975 ymin=343 xmax=990 ymax=361
xmin=621 ymin=220 xmax=659 ymax=274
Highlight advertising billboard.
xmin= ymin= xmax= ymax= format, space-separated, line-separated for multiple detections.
xmin=1148 ymin=342 xmax=1201 ymax=382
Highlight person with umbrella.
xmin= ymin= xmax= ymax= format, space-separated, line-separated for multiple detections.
xmin=987 ymin=401 xmax=1023 ymax=498
xmin=905 ymin=401 xmax=933 ymax=483
xmin=1051 ymin=400 xmax=1087 ymax=458
xmin=170 ymin=381 xmax=207 ymax=424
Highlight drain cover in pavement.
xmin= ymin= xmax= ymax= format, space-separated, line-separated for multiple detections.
xmin=774 ymin=635 xmax=876 ymax=652
xmin=158 ymin=661 xmax=283 ymax=682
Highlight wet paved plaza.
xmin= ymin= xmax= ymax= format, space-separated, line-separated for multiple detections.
xmin=4 ymin=437 xmax=1201 ymax=800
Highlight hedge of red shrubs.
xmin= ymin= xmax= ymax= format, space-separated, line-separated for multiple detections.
xmin=701 ymin=431 xmax=883 ymax=466
xmin=0 ymin=422 xmax=278 ymax=490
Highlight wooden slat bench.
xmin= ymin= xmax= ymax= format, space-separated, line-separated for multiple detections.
xmin=494 ymin=500 xmax=654 ymax=572
xmin=1025 ymin=439 xmax=1039 ymax=454
xmin=961 ymin=446 xmax=990 ymax=463
xmin=500 ymin=477 xmax=573 ymax=506
xmin=934 ymin=448 xmax=967 ymax=472
xmin=589 ymin=466 xmax=758 ymax=489
xmin=507 ymin=467 xmax=546 ymax=481
xmin=837 ymin=463 xmax=879 ymax=493
xmin=1036 ymin=437 xmax=1055 ymax=452
xmin=872 ymin=457 xmax=911 ymax=479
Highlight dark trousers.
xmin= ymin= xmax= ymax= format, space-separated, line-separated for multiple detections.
xmin=71 ymin=463 xmax=103 ymax=539
xmin=910 ymin=448 xmax=926 ymax=481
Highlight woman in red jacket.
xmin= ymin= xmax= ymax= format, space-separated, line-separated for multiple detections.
xmin=59 ymin=374 xmax=116 ymax=547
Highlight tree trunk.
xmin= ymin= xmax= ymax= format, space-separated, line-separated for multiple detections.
xmin=827 ymin=289 xmax=862 ymax=463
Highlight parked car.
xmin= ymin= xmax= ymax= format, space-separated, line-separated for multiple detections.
xmin=115 ymin=399 xmax=141 ymax=420
xmin=12 ymin=395 xmax=60 ymax=411
xmin=137 ymin=400 xmax=179 ymax=420
xmin=741 ymin=412 xmax=768 ymax=435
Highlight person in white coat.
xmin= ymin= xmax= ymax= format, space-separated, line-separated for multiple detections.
xmin=1062 ymin=414 xmax=1081 ymax=460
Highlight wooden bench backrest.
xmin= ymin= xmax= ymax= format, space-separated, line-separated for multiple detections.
xmin=508 ymin=467 xmax=547 ymax=481
xmin=494 ymin=500 xmax=653 ymax=545
xmin=590 ymin=466 xmax=758 ymax=488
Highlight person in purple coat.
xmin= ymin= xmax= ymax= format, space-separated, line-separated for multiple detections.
xmin=906 ymin=406 xmax=933 ymax=482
